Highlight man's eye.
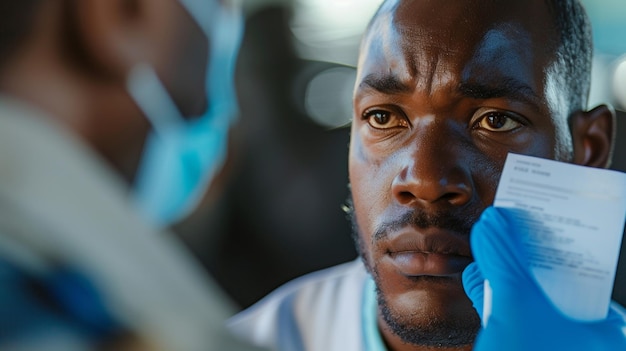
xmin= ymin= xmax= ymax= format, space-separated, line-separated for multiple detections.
xmin=364 ymin=110 xmax=408 ymax=129
xmin=476 ymin=112 xmax=522 ymax=132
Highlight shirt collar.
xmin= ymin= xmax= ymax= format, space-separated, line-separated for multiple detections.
xmin=362 ymin=276 xmax=388 ymax=351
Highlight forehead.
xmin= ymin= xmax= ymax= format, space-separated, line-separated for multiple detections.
xmin=356 ymin=0 xmax=559 ymax=103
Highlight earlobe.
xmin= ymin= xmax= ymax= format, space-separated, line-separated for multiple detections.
xmin=570 ymin=104 xmax=616 ymax=168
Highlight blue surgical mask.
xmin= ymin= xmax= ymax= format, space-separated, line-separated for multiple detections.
xmin=127 ymin=0 xmax=243 ymax=226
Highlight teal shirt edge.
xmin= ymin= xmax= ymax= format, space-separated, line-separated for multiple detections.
xmin=362 ymin=276 xmax=387 ymax=351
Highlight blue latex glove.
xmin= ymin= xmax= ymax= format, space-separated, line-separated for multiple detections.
xmin=463 ymin=207 xmax=626 ymax=351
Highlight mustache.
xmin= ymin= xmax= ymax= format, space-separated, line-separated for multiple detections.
xmin=344 ymin=190 xmax=479 ymax=261
xmin=372 ymin=209 xmax=477 ymax=242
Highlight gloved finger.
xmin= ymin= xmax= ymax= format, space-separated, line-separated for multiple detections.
xmin=470 ymin=207 xmax=532 ymax=288
xmin=606 ymin=304 xmax=626 ymax=325
xmin=462 ymin=262 xmax=484 ymax=318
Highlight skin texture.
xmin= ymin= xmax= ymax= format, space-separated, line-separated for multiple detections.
xmin=0 ymin=0 xmax=208 ymax=183
xmin=349 ymin=0 xmax=615 ymax=350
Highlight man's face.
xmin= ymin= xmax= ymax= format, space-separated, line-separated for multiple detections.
xmin=349 ymin=0 xmax=572 ymax=348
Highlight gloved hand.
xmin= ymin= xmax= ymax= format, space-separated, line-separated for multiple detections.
xmin=463 ymin=206 xmax=626 ymax=351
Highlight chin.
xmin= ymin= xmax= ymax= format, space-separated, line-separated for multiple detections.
xmin=374 ymin=275 xmax=481 ymax=348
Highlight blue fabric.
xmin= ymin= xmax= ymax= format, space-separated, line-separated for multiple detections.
xmin=0 ymin=258 xmax=123 ymax=346
xmin=43 ymin=266 xmax=123 ymax=337
xmin=463 ymin=207 xmax=626 ymax=351
xmin=277 ymin=294 xmax=305 ymax=351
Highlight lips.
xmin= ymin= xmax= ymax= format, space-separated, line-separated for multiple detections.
xmin=384 ymin=229 xmax=473 ymax=277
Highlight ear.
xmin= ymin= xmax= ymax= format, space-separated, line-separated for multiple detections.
xmin=67 ymin=0 xmax=148 ymax=80
xmin=570 ymin=104 xmax=616 ymax=168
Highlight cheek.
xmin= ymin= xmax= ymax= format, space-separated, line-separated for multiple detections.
xmin=472 ymin=157 xmax=502 ymax=207
xmin=527 ymin=132 xmax=565 ymax=161
xmin=349 ymin=138 xmax=397 ymax=255
xmin=515 ymin=129 xmax=559 ymax=156
xmin=349 ymin=160 xmax=382 ymax=241
xmin=349 ymin=133 xmax=390 ymax=210
xmin=472 ymin=124 xmax=564 ymax=205
xmin=470 ymin=132 xmax=560 ymax=207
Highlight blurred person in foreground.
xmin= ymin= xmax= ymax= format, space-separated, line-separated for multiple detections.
xmin=0 ymin=0 xmax=263 ymax=350
xmin=228 ymin=0 xmax=626 ymax=350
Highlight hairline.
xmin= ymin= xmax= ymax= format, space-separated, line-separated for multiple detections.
xmin=362 ymin=0 xmax=593 ymax=115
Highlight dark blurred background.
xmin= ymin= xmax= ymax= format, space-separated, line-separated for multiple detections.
xmin=176 ymin=0 xmax=626 ymax=309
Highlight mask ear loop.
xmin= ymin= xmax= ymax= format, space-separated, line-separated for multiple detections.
xmin=177 ymin=0 xmax=221 ymax=35
xmin=128 ymin=1 xmax=244 ymax=227
xmin=204 ymin=3 xmax=243 ymax=126
xmin=126 ymin=64 xmax=186 ymax=135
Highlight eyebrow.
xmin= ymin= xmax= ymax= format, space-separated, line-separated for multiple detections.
xmin=359 ymin=73 xmax=545 ymax=112
xmin=458 ymin=78 xmax=543 ymax=110
xmin=359 ymin=73 xmax=413 ymax=95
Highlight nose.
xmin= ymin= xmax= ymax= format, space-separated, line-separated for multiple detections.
xmin=391 ymin=129 xmax=473 ymax=208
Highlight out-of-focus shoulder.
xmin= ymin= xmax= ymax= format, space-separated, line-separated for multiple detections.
xmin=227 ymin=259 xmax=368 ymax=350
xmin=233 ymin=258 xmax=365 ymax=316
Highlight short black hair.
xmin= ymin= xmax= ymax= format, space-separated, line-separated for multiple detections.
xmin=0 ymin=2 xmax=41 ymax=67
xmin=545 ymin=0 xmax=593 ymax=114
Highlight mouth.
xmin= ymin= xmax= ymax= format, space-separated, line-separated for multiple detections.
xmin=383 ymin=229 xmax=473 ymax=277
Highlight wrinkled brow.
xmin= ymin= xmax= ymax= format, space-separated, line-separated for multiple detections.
xmin=359 ymin=73 xmax=413 ymax=95
xmin=458 ymin=78 xmax=543 ymax=109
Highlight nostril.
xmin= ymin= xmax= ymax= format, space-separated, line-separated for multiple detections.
xmin=396 ymin=191 xmax=416 ymax=204
xmin=393 ymin=179 xmax=473 ymax=206
xmin=440 ymin=193 xmax=458 ymax=202
xmin=440 ymin=189 xmax=472 ymax=206
xmin=391 ymin=162 xmax=474 ymax=207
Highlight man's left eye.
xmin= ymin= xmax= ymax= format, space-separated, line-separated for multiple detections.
xmin=476 ymin=112 xmax=522 ymax=132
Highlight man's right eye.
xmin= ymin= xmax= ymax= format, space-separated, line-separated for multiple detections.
xmin=363 ymin=109 xmax=408 ymax=129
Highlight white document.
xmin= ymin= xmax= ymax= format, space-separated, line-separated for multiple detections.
xmin=492 ymin=153 xmax=626 ymax=321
